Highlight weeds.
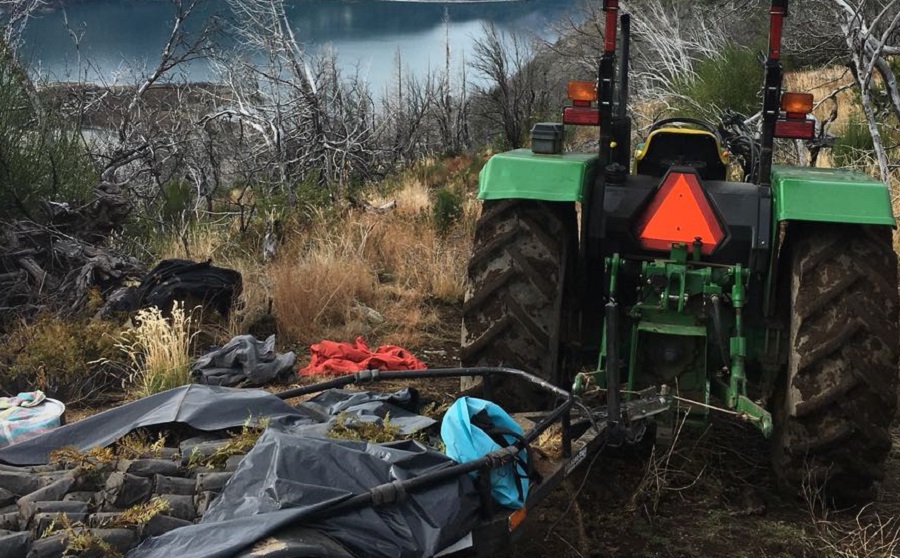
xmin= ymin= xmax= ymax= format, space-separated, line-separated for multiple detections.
xmin=188 ymin=420 xmax=268 ymax=469
xmin=117 ymin=303 xmax=197 ymax=398
xmin=327 ymin=412 xmax=402 ymax=443
xmin=811 ymin=507 xmax=900 ymax=558
xmin=0 ymin=315 xmax=123 ymax=405
xmin=49 ymin=445 xmax=116 ymax=472
xmin=629 ymin=413 xmax=705 ymax=520
xmin=116 ymin=431 xmax=169 ymax=459
xmin=114 ymin=497 xmax=171 ymax=527
xmin=43 ymin=513 xmax=121 ymax=558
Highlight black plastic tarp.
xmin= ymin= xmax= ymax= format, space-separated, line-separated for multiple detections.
xmin=0 ymin=385 xmax=312 ymax=465
xmin=289 ymin=387 xmax=436 ymax=437
xmin=191 ymin=334 xmax=297 ymax=387
xmin=127 ymin=426 xmax=479 ymax=558
xmin=0 ymin=385 xmax=435 ymax=466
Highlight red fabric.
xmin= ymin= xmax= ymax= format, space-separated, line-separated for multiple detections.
xmin=299 ymin=337 xmax=427 ymax=376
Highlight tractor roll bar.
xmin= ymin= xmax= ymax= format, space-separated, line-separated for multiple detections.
xmin=598 ymin=0 xmax=620 ymax=168
xmin=759 ymin=0 xmax=789 ymax=187
xmin=603 ymin=0 xmax=619 ymax=53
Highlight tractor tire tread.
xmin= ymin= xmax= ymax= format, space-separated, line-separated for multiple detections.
xmin=461 ymin=199 xmax=576 ymax=410
xmin=774 ymin=223 xmax=899 ymax=505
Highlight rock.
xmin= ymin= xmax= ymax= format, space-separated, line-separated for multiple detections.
xmin=102 ymin=473 xmax=151 ymax=510
xmin=140 ymin=514 xmax=191 ymax=537
xmin=352 ymin=303 xmax=385 ymax=325
xmin=0 ymin=531 xmax=30 ymax=558
xmin=152 ymin=475 xmax=195 ymax=496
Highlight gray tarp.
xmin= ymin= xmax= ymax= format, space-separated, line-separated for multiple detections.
xmin=127 ymin=427 xmax=479 ymax=558
xmin=0 ymin=385 xmax=434 ymax=466
xmin=191 ymin=334 xmax=297 ymax=387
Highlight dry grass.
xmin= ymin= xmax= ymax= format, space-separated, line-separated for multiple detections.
xmin=117 ymin=303 xmax=196 ymax=397
xmin=143 ymin=155 xmax=479 ymax=359
xmin=268 ymin=165 xmax=477 ymax=350
xmin=270 ymin=213 xmax=379 ymax=347
xmin=787 ymin=66 xmax=857 ymax=132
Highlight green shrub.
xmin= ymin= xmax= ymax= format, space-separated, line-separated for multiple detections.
xmin=160 ymin=179 xmax=194 ymax=225
xmin=832 ymin=118 xmax=874 ymax=168
xmin=0 ymin=315 xmax=124 ymax=404
xmin=432 ymin=187 xmax=463 ymax=235
xmin=0 ymin=58 xmax=96 ymax=221
xmin=672 ymin=46 xmax=762 ymax=118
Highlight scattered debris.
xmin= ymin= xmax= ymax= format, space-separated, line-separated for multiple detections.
xmin=102 ymin=259 xmax=243 ymax=319
xmin=0 ymin=220 xmax=143 ymax=322
xmin=191 ymin=335 xmax=296 ymax=387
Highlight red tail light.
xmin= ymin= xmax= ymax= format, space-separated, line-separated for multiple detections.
xmin=563 ymin=107 xmax=600 ymax=126
xmin=774 ymin=118 xmax=815 ymax=139
xmin=635 ymin=169 xmax=724 ymax=255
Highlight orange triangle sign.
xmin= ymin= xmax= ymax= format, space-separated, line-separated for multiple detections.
xmin=635 ymin=172 xmax=724 ymax=255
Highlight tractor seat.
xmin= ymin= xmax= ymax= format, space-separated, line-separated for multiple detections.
xmin=635 ymin=127 xmax=728 ymax=181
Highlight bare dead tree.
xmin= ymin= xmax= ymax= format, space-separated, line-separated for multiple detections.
xmin=470 ymin=22 xmax=550 ymax=149
xmin=0 ymin=0 xmax=44 ymax=52
xmin=829 ymin=0 xmax=900 ymax=186
xmin=199 ymin=0 xmax=380 ymax=201
xmin=0 ymin=0 xmax=46 ymax=126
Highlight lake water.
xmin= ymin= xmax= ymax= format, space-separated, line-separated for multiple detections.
xmin=22 ymin=0 xmax=581 ymax=90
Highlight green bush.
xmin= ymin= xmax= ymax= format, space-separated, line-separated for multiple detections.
xmin=0 ymin=58 xmax=96 ymax=221
xmin=0 ymin=315 xmax=124 ymax=404
xmin=432 ymin=187 xmax=463 ymax=235
xmin=672 ymin=46 xmax=762 ymax=119
xmin=832 ymin=118 xmax=874 ymax=168
xmin=160 ymin=179 xmax=194 ymax=225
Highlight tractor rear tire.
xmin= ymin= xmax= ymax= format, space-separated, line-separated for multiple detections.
xmin=774 ymin=224 xmax=899 ymax=505
xmin=460 ymin=199 xmax=577 ymax=411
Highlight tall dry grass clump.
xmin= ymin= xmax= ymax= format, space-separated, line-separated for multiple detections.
xmin=267 ymin=167 xmax=478 ymax=349
xmin=270 ymin=214 xmax=379 ymax=346
xmin=118 ymin=303 xmax=196 ymax=397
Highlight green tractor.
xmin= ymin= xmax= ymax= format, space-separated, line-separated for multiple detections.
xmin=461 ymin=0 xmax=899 ymax=504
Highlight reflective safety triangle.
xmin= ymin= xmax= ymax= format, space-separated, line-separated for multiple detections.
xmin=635 ymin=171 xmax=724 ymax=255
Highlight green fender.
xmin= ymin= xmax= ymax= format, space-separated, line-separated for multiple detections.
xmin=478 ymin=154 xmax=896 ymax=227
xmin=771 ymin=165 xmax=896 ymax=226
xmin=477 ymin=149 xmax=597 ymax=202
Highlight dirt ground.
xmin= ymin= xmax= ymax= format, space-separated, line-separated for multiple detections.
xmin=412 ymin=303 xmax=900 ymax=558
xmin=58 ymin=299 xmax=900 ymax=558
